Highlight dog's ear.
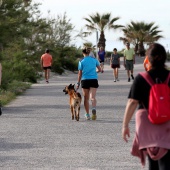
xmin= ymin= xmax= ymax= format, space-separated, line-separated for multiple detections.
xmin=68 ymin=84 xmax=72 ymax=88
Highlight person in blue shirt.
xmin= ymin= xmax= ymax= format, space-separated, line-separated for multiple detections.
xmin=98 ymin=46 xmax=106 ymax=73
xmin=77 ymin=47 xmax=101 ymax=120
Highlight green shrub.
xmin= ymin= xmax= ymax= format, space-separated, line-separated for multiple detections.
xmin=0 ymin=90 xmax=15 ymax=106
xmin=51 ymin=61 xmax=64 ymax=75
xmin=0 ymin=80 xmax=31 ymax=106
xmin=7 ymin=80 xmax=31 ymax=95
xmin=52 ymin=57 xmax=78 ymax=74
xmin=61 ymin=57 xmax=78 ymax=71
xmin=1 ymin=60 xmax=38 ymax=90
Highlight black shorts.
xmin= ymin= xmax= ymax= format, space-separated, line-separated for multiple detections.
xmin=111 ymin=64 xmax=120 ymax=69
xmin=81 ymin=79 xmax=99 ymax=89
xmin=100 ymin=60 xmax=104 ymax=64
xmin=43 ymin=66 xmax=51 ymax=70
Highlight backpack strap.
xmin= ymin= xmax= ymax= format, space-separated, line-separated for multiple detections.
xmin=139 ymin=72 xmax=154 ymax=86
xmin=140 ymin=72 xmax=170 ymax=86
xmin=164 ymin=72 xmax=170 ymax=84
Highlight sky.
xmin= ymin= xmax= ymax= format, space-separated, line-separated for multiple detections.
xmin=32 ymin=0 xmax=170 ymax=51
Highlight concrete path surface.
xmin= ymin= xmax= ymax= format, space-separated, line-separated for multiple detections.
xmin=1 ymin=56 xmax=162 ymax=170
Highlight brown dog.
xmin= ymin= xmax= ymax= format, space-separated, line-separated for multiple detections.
xmin=63 ymin=84 xmax=82 ymax=121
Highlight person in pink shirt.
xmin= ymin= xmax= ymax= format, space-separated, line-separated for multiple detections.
xmin=122 ymin=43 xmax=170 ymax=170
xmin=40 ymin=49 xmax=53 ymax=83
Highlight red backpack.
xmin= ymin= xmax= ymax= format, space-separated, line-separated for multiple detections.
xmin=140 ymin=72 xmax=170 ymax=124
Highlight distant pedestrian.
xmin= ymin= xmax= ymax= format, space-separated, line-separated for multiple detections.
xmin=110 ymin=48 xmax=120 ymax=82
xmin=40 ymin=49 xmax=53 ymax=83
xmin=98 ymin=46 xmax=106 ymax=73
xmin=77 ymin=47 xmax=101 ymax=120
xmin=123 ymin=42 xmax=135 ymax=82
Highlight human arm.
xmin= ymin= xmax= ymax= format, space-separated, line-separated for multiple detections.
xmin=118 ymin=57 xmax=120 ymax=67
xmin=98 ymin=54 xmax=101 ymax=61
xmin=122 ymin=98 xmax=138 ymax=143
xmin=132 ymin=49 xmax=135 ymax=64
xmin=123 ymin=56 xmax=126 ymax=68
xmin=110 ymin=55 xmax=113 ymax=66
xmin=96 ymin=65 xmax=102 ymax=73
xmin=76 ymin=70 xmax=82 ymax=89
xmin=51 ymin=56 xmax=53 ymax=66
xmin=96 ymin=59 xmax=102 ymax=73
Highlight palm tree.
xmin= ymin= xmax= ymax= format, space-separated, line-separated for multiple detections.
xmin=120 ymin=21 xmax=163 ymax=55
xmin=84 ymin=12 xmax=123 ymax=49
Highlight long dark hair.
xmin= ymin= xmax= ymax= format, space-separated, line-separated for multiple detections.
xmin=147 ymin=43 xmax=166 ymax=69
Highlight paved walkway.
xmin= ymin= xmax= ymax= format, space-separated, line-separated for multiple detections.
xmin=1 ymin=56 xmax=168 ymax=170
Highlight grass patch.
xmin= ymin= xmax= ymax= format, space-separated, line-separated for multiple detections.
xmin=0 ymin=80 xmax=32 ymax=106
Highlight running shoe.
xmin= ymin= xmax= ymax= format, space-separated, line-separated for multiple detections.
xmin=91 ymin=109 xmax=97 ymax=120
xmin=131 ymin=75 xmax=134 ymax=80
xmin=85 ymin=113 xmax=90 ymax=120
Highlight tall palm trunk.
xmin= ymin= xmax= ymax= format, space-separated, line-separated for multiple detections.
xmin=138 ymin=42 xmax=145 ymax=56
xmin=98 ymin=31 xmax=106 ymax=49
xmin=134 ymin=43 xmax=138 ymax=55
xmin=23 ymin=0 xmax=30 ymax=6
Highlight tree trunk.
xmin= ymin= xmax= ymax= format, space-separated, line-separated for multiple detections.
xmin=134 ymin=43 xmax=138 ymax=55
xmin=98 ymin=31 xmax=106 ymax=49
xmin=23 ymin=0 xmax=30 ymax=6
xmin=138 ymin=42 xmax=145 ymax=56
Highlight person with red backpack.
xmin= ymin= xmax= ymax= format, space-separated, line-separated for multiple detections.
xmin=122 ymin=43 xmax=170 ymax=170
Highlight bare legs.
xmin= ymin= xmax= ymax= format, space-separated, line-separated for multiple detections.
xmin=127 ymin=69 xmax=134 ymax=82
xmin=113 ymin=68 xmax=119 ymax=80
xmin=100 ymin=62 xmax=104 ymax=73
xmin=44 ymin=69 xmax=50 ymax=82
xmin=82 ymin=88 xmax=97 ymax=114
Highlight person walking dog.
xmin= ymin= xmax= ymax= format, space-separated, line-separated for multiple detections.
xmin=77 ymin=47 xmax=101 ymax=120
